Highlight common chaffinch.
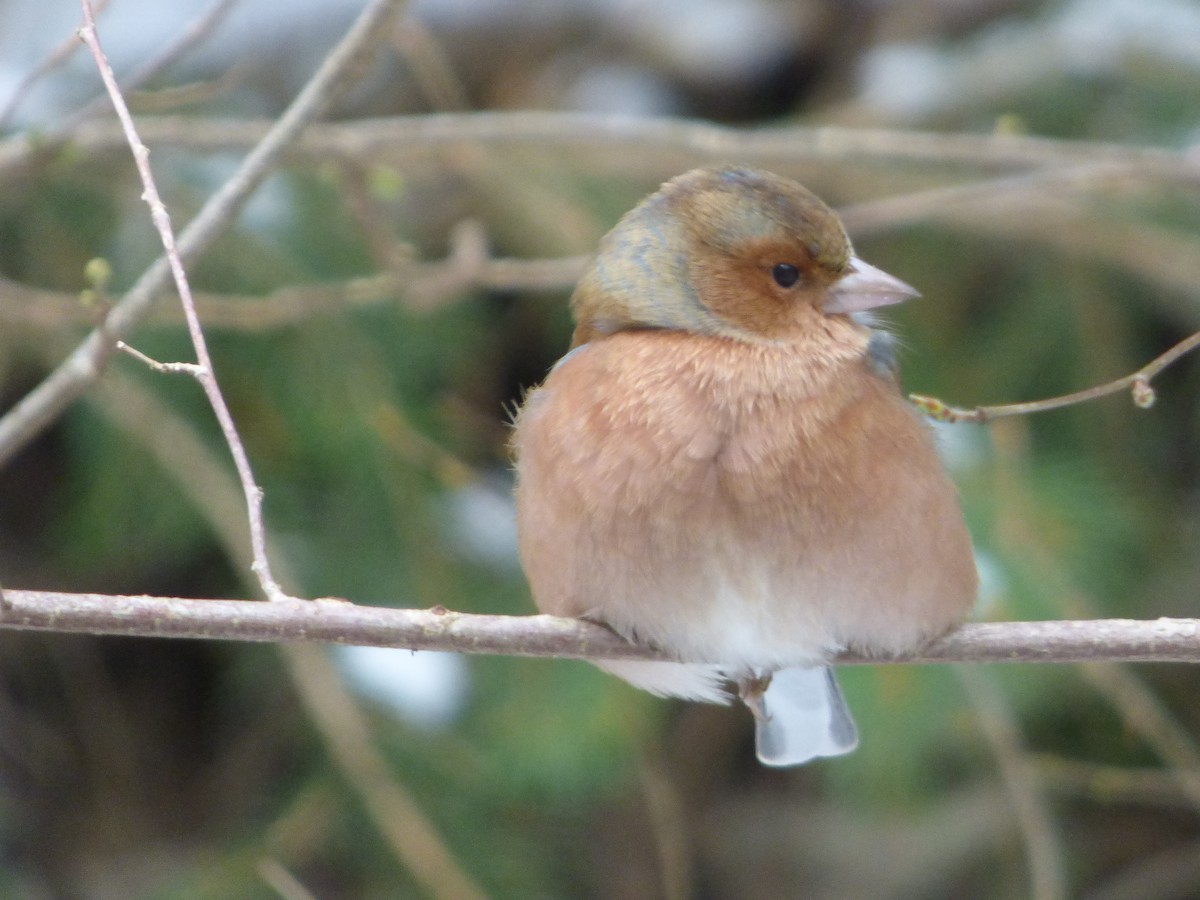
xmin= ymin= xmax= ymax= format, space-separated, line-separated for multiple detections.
xmin=511 ymin=167 xmax=977 ymax=766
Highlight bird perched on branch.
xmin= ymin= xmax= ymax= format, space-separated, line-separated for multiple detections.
xmin=510 ymin=167 xmax=977 ymax=766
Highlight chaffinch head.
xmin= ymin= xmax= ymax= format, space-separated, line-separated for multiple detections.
xmin=511 ymin=167 xmax=977 ymax=766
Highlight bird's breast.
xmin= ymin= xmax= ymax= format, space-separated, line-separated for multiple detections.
xmin=512 ymin=327 xmax=977 ymax=668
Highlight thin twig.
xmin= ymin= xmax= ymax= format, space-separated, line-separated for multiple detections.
xmin=910 ymin=330 xmax=1200 ymax=423
xmin=1078 ymin=662 xmax=1200 ymax=813
xmin=905 ymin=203 xmax=1200 ymax=319
xmin=91 ymin=357 xmax=479 ymax=897
xmin=336 ymin=161 xmax=418 ymax=271
xmin=836 ymin=159 xmax=1181 ymax=237
xmin=636 ymin=755 xmax=692 ymax=900
xmin=93 ymin=367 xmax=255 ymax=572
xmin=959 ymin=667 xmax=1067 ymax=900
xmin=124 ymin=63 xmax=249 ymax=114
xmin=0 ymin=591 xmax=1196 ymax=665
xmin=64 ymin=0 xmax=240 ymax=130
xmin=285 ymin=645 xmax=487 ymax=900
xmin=0 ymin=0 xmax=406 ymax=469
xmin=257 ymin=858 xmax=319 ymax=900
xmin=0 ymin=0 xmax=234 ymax=133
xmin=1083 ymin=836 xmax=1200 ymax=900
xmin=0 ymin=252 xmax=589 ymax=332
xmin=986 ymin=418 xmax=1200 ymax=820
xmin=1034 ymin=755 xmax=1200 ymax=811
xmin=391 ymin=19 xmax=470 ymax=112
xmin=4 ymin=113 xmax=1193 ymax=183
xmin=115 ymin=341 xmax=202 ymax=375
xmin=0 ymin=0 xmax=114 ymax=130
xmin=6 ymin=199 xmax=1200 ymax=335
xmin=78 ymin=0 xmax=288 ymax=600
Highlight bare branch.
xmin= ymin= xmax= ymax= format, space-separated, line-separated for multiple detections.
xmin=1034 ymin=756 xmax=1200 ymax=810
xmin=79 ymin=0 xmax=289 ymax=599
xmin=284 ymin=645 xmax=488 ymax=900
xmin=6 ymin=206 xmax=1200 ymax=336
xmin=257 ymin=858 xmax=318 ymax=900
xmin=88 ymin=359 xmax=486 ymax=896
xmin=3 ymin=113 xmax=1195 ymax=190
xmin=836 ymin=159 xmax=1196 ymax=236
xmin=0 ymin=252 xmax=589 ymax=333
xmin=959 ymin=668 xmax=1067 ymax=900
xmin=0 ymin=591 xmax=1197 ymax=666
xmin=1077 ymin=662 xmax=1200 ymax=812
xmin=94 ymin=367 xmax=256 ymax=573
xmin=115 ymin=341 xmax=203 ymax=375
xmin=910 ymin=330 xmax=1200 ymax=423
xmin=66 ymin=0 xmax=240 ymax=129
xmin=0 ymin=0 xmax=234 ymax=133
xmin=391 ymin=19 xmax=470 ymax=112
xmin=0 ymin=0 xmax=113 ymax=130
xmin=0 ymin=0 xmax=406 ymax=469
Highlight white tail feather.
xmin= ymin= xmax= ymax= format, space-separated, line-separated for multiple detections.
xmin=752 ymin=666 xmax=859 ymax=766
xmin=595 ymin=659 xmax=731 ymax=704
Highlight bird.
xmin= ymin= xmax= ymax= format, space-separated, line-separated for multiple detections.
xmin=510 ymin=167 xmax=977 ymax=766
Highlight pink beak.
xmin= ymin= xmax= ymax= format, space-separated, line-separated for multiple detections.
xmin=824 ymin=256 xmax=920 ymax=315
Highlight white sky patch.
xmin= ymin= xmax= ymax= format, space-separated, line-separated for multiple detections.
xmin=442 ymin=477 xmax=521 ymax=570
xmin=333 ymin=645 xmax=470 ymax=729
xmin=973 ymin=548 xmax=1006 ymax=616
xmin=929 ymin=419 xmax=988 ymax=475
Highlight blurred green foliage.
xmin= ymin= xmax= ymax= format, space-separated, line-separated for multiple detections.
xmin=1 ymin=0 xmax=1199 ymax=897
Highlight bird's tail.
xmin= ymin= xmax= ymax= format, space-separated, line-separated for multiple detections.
xmin=750 ymin=665 xmax=859 ymax=767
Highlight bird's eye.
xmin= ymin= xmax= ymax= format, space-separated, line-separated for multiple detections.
xmin=772 ymin=263 xmax=801 ymax=288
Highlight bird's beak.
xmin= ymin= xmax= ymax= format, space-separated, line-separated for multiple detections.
xmin=824 ymin=256 xmax=920 ymax=315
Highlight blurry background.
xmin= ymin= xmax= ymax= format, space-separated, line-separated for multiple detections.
xmin=1 ymin=0 xmax=1199 ymax=897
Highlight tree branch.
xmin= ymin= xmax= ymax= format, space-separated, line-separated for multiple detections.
xmin=910 ymin=330 xmax=1200 ymax=422
xmin=0 ymin=0 xmax=406 ymax=469
xmin=958 ymin=667 xmax=1067 ymax=900
xmin=0 ymin=249 xmax=589 ymax=332
xmin=0 ymin=0 xmax=113 ymax=130
xmin=1 ymin=590 xmax=1197 ymax=666
xmin=79 ymin=0 xmax=290 ymax=600
xmin=3 ymin=113 xmax=1196 ymax=195
xmin=66 ymin=0 xmax=239 ymax=129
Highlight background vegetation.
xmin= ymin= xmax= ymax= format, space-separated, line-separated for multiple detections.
xmin=1 ymin=0 xmax=1198 ymax=897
